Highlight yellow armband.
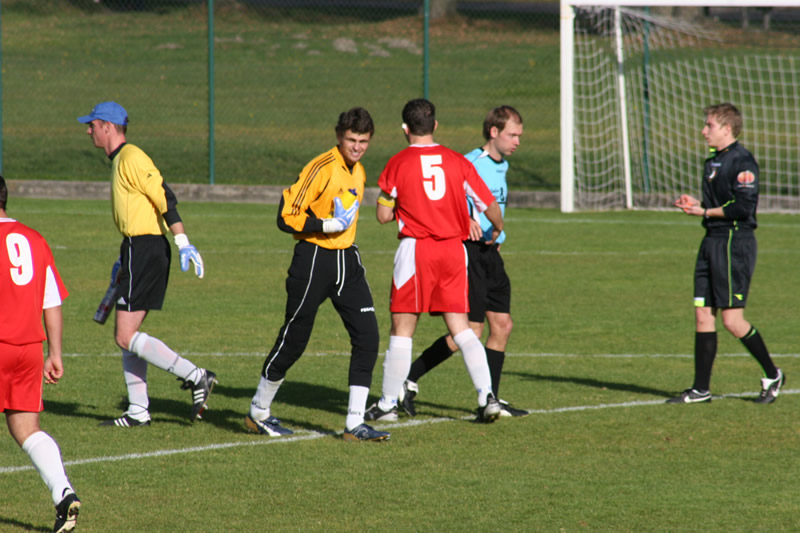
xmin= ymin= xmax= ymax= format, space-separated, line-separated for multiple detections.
xmin=377 ymin=191 xmax=395 ymax=208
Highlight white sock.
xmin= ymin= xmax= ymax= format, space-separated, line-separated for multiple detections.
xmin=453 ymin=329 xmax=493 ymax=407
xmin=379 ymin=336 xmax=413 ymax=411
xmin=345 ymin=385 xmax=369 ymax=431
xmin=129 ymin=331 xmax=197 ymax=380
xmin=122 ymin=349 xmax=150 ymax=420
xmin=249 ymin=376 xmax=284 ymax=421
xmin=22 ymin=431 xmax=73 ymax=506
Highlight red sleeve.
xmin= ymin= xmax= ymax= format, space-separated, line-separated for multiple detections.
xmin=464 ymin=160 xmax=494 ymax=213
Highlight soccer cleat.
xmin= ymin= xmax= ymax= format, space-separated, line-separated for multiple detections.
xmin=99 ymin=413 xmax=151 ymax=427
xmin=181 ymin=368 xmax=218 ymax=421
xmin=364 ymin=402 xmax=398 ymax=422
xmin=53 ymin=490 xmax=80 ymax=533
xmin=245 ymin=415 xmax=294 ymax=436
xmin=343 ymin=423 xmax=390 ymax=442
xmin=665 ymin=388 xmax=712 ymax=404
xmin=476 ymin=394 xmax=501 ymax=423
xmin=498 ymin=398 xmax=529 ymax=417
xmin=399 ymin=380 xmax=418 ymax=417
xmin=755 ymin=368 xmax=784 ymax=404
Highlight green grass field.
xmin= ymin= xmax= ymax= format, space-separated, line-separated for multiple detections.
xmin=1 ymin=198 xmax=798 ymax=532
xmin=1 ymin=1 xmax=560 ymax=189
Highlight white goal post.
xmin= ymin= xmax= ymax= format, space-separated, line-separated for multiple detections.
xmin=561 ymin=1 xmax=800 ymax=212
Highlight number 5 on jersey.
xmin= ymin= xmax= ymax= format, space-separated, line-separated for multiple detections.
xmin=421 ymin=155 xmax=445 ymax=201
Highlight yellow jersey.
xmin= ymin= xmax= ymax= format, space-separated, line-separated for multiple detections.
xmin=110 ymin=143 xmax=180 ymax=237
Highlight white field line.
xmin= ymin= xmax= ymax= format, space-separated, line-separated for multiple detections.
xmin=2 ymin=388 xmax=799 ymax=475
xmin=62 ymin=351 xmax=800 ymax=358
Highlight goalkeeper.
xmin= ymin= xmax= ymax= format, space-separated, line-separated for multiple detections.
xmin=669 ymin=102 xmax=783 ymax=405
xmin=246 ymin=108 xmax=388 ymax=442
xmin=78 ymin=102 xmax=216 ymax=427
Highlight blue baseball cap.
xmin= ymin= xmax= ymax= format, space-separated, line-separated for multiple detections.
xmin=77 ymin=101 xmax=129 ymax=126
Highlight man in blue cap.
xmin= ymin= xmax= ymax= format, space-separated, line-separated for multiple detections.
xmin=78 ymin=101 xmax=217 ymax=427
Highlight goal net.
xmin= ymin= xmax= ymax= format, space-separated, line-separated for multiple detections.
xmin=561 ymin=1 xmax=800 ymax=212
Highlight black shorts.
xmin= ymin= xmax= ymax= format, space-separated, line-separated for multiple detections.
xmin=465 ymin=241 xmax=511 ymax=323
xmin=694 ymin=230 xmax=756 ymax=309
xmin=116 ymin=235 xmax=171 ymax=312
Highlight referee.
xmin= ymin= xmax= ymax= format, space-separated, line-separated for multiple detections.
xmin=670 ymin=102 xmax=784 ymax=404
xmin=78 ymin=102 xmax=216 ymax=427
xmin=246 ymin=108 xmax=388 ymax=442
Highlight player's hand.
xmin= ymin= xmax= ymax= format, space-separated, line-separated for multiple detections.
xmin=43 ymin=355 xmax=64 ymax=385
xmin=673 ymin=194 xmax=699 ymax=211
xmin=174 ymin=234 xmax=205 ymax=279
xmin=322 ymin=197 xmax=360 ymax=233
xmin=485 ymin=226 xmax=501 ymax=245
xmin=468 ymin=218 xmax=482 ymax=241
xmin=180 ymin=245 xmax=204 ymax=278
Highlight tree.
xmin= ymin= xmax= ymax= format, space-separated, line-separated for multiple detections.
xmin=652 ymin=7 xmax=705 ymax=22
xmin=428 ymin=0 xmax=458 ymax=20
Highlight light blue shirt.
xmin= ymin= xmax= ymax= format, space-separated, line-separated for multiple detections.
xmin=464 ymin=148 xmax=507 ymax=244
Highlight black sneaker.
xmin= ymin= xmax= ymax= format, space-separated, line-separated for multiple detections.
xmin=181 ymin=369 xmax=218 ymax=421
xmin=343 ymin=423 xmax=390 ymax=442
xmin=476 ymin=394 xmax=501 ymax=423
xmin=665 ymin=388 xmax=711 ymax=404
xmin=755 ymin=368 xmax=784 ymax=404
xmin=399 ymin=380 xmax=418 ymax=417
xmin=365 ymin=402 xmax=398 ymax=422
xmin=498 ymin=398 xmax=529 ymax=417
xmin=99 ymin=413 xmax=151 ymax=427
xmin=54 ymin=490 xmax=80 ymax=533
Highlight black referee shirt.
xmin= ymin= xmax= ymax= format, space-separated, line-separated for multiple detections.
xmin=702 ymin=141 xmax=759 ymax=231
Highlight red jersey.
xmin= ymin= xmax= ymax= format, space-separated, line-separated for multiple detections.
xmin=0 ymin=219 xmax=68 ymax=346
xmin=378 ymin=144 xmax=495 ymax=240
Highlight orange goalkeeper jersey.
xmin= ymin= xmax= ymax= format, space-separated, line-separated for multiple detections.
xmin=280 ymin=146 xmax=366 ymax=250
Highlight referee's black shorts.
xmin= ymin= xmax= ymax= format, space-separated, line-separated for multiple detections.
xmin=465 ymin=240 xmax=511 ymax=323
xmin=694 ymin=229 xmax=756 ymax=309
xmin=116 ymin=235 xmax=171 ymax=312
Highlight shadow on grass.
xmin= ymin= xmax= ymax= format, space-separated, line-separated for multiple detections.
xmin=0 ymin=516 xmax=49 ymax=532
xmin=209 ymin=381 xmax=349 ymax=434
xmin=210 ymin=381 xmax=478 ymax=433
xmin=507 ymin=371 xmax=675 ymax=398
xmin=45 ymin=381 xmax=479 ymax=435
xmin=45 ymin=397 xmax=210 ymax=427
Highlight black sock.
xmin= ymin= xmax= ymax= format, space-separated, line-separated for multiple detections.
xmin=407 ymin=335 xmax=455 ymax=383
xmin=740 ymin=326 xmax=778 ymax=379
xmin=485 ymin=348 xmax=505 ymax=397
xmin=693 ymin=331 xmax=717 ymax=392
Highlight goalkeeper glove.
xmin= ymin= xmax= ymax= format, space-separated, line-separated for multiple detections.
xmin=173 ymin=233 xmax=204 ymax=279
xmin=322 ymin=196 xmax=360 ymax=233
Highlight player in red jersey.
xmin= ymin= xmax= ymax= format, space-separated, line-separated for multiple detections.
xmin=366 ymin=99 xmax=505 ymax=423
xmin=0 ymin=176 xmax=81 ymax=532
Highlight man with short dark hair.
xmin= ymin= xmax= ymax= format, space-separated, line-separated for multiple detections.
xmin=401 ymin=105 xmax=528 ymax=418
xmin=368 ymin=99 xmax=505 ymax=424
xmin=0 ymin=176 xmax=81 ymax=532
xmin=246 ymin=107 xmax=388 ymax=442
xmin=78 ymin=101 xmax=216 ymax=427
xmin=670 ymin=102 xmax=783 ymax=404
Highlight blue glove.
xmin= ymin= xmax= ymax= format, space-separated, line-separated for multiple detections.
xmin=174 ymin=234 xmax=204 ymax=279
xmin=322 ymin=197 xmax=360 ymax=233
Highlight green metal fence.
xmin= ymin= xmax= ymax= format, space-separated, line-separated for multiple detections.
xmin=1 ymin=0 xmax=560 ymax=190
